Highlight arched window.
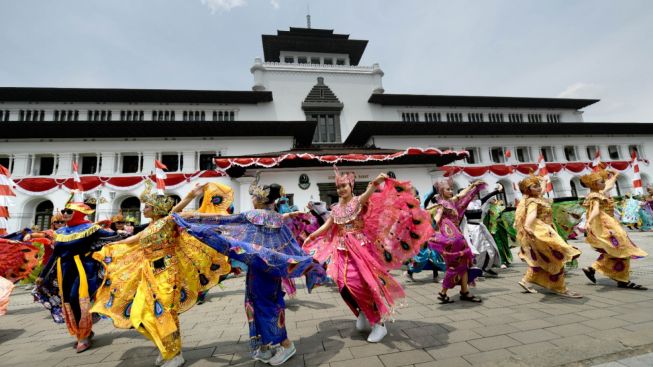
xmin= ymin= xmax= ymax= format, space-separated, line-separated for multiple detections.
xmin=34 ymin=200 xmax=54 ymax=230
xmin=120 ymin=197 xmax=141 ymax=224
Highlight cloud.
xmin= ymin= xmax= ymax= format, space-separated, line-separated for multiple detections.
xmin=270 ymin=0 xmax=280 ymax=9
xmin=557 ymin=82 xmax=604 ymax=99
xmin=200 ymin=0 xmax=247 ymax=13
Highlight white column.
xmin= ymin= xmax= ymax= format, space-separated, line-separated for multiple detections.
xmin=12 ymin=153 xmax=30 ymax=176
xmin=553 ymin=145 xmax=566 ymax=162
xmin=182 ymin=151 xmax=196 ymax=172
xmin=235 ymin=176 xmax=255 ymax=213
xmin=251 ymin=58 xmax=266 ymax=91
xmin=505 ymin=146 xmax=518 ymax=164
xmin=481 ymin=147 xmax=492 ymax=164
xmin=56 ymin=153 xmax=73 ymax=176
xmin=142 ymin=152 xmax=156 ymax=174
xmin=100 ymin=152 xmax=116 ymax=175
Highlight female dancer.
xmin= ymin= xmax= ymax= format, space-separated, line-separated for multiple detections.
xmin=580 ymin=169 xmax=648 ymax=290
xmin=515 ymin=175 xmax=582 ymax=297
xmin=485 ymin=199 xmax=513 ymax=268
xmin=304 ymin=169 xmax=432 ymax=343
xmin=405 ymin=189 xmax=445 ymax=282
xmin=34 ymin=201 xmax=115 ymax=352
xmin=174 ymin=175 xmax=327 ymax=366
xmin=91 ymin=183 xmax=230 ymax=367
xmin=426 ymin=179 xmax=485 ymax=304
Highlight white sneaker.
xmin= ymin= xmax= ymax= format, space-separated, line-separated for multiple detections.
xmin=161 ymin=354 xmax=185 ymax=367
xmin=253 ymin=348 xmax=273 ymax=363
xmin=268 ymin=343 xmax=296 ymax=366
xmin=155 ymin=352 xmax=164 ymax=366
xmin=355 ymin=313 xmax=371 ymax=332
xmin=367 ymin=323 xmax=387 ymax=343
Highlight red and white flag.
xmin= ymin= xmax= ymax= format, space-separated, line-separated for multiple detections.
xmin=631 ymin=151 xmax=643 ymax=195
xmin=504 ymin=149 xmax=512 ymax=159
xmin=72 ymin=161 xmax=84 ymax=202
xmin=537 ymin=154 xmax=553 ymax=193
xmin=154 ymin=160 xmax=168 ymax=195
xmin=591 ymin=150 xmax=602 ymax=172
xmin=0 ymin=165 xmax=16 ymax=235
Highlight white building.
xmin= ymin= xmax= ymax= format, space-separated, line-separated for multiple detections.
xmin=2 ymin=27 xmax=652 ymax=230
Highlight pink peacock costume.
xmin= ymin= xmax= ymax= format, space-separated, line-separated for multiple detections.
xmin=303 ymin=170 xmax=433 ymax=325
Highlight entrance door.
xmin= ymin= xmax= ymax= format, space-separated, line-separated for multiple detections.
xmin=317 ymin=182 xmax=369 ymax=206
xmin=34 ymin=200 xmax=54 ymax=230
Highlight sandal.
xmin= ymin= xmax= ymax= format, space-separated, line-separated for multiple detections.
xmin=459 ymin=291 xmax=482 ymax=303
xmin=555 ymin=290 xmax=583 ymax=298
xmin=518 ymin=281 xmax=538 ymax=294
xmin=617 ymin=281 xmax=648 ymax=290
xmin=437 ymin=292 xmax=455 ymax=304
xmin=76 ymin=341 xmax=91 ymax=353
xmin=72 ymin=331 xmax=94 ymax=349
xmin=582 ymin=267 xmax=596 ymax=284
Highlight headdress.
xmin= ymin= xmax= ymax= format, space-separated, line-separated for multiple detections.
xmin=199 ymin=182 xmax=234 ymax=214
xmin=580 ymin=169 xmax=610 ymax=191
xmin=249 ymin=172 xmax=271 ymax=204
xmin=65 ymin=202 xmax=95 ymax=215
xmin=111 ymin=210 xmax=124 ymax=223
xmin=434 ymin=177 xmax=454 ymax=193
xmin=140 ymin=181 xmax=175 ymax=216
xmin=518 ymin=174 xmax=541 ymax=195
xmin=333 ymin=165 xmax=355 ymax=187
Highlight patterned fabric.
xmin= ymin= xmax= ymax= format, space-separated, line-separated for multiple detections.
xmin=583 ymin=192 xmax=648 ymax=282
xmin=640 ymin=200 xmax=653 ymax=231
xmin=0 ymin=276 xmax=14 ymax=316
xmin=408 ymin=246 xmax=445 ymax=273
xmin=551 ymin=200 xmax=586 ymax=240
xmin=484 ymin=202 xmax=513 ymax=265
xmin=91 ymin=217 xmax=230 ymax=360
xmin=0 ymin=238 xmax=40 ymax=282
xmin=427 ymin=184 xmax=485 ymax=290
xmin=304 ymin=178 xmax=432 ymax=323
xmin=246 ymin=267 xmax=287 ymax=349
xmin=621 ymin=197 xmax=642 ymax=225
xmin=515 ymin=197 xmax=581 ymax=293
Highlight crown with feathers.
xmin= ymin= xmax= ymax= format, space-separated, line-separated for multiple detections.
xmin=140 ymin=181 xmax=175 ymax=215
xmin=333 ymin=165 xmax=355 ymax=187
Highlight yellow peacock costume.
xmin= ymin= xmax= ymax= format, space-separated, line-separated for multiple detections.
xmin=91 ymin=184 xmax=230 ymax=360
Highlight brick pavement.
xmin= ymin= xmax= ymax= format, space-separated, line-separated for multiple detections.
xmin=1 ymin=233 xmax=653 ymax=367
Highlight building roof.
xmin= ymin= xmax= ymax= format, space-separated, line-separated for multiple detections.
xmin=344 ymin=121 xmax=653 ymax=145
xmin=262 ymin=27 xmax=368 ymax=65
xmin=368 ymin=93 xmax=599 ymax=109
xmin=0 ymin=87 xmax=273 ymax=104
xmin=1 ymin=120 xmax=316 ymax=146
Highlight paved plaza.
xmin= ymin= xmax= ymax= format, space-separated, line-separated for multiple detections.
xmin=2 ymin=233 xmax=653 ymax=367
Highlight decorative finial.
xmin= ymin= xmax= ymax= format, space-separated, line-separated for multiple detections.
xmin=306 ymin=1 xmax=311 ymax=28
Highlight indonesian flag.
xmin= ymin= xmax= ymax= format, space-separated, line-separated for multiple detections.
xmin=632 ymin=151 xmax=643 ymax=195
xmin=591 ymin=150 xmax=602 ymax=172
xmin=72 ymin=161 xmax=84 ymax=202
xmin=0 ymin=165 xmax=16 ymax=235
xmin=154 ymin=160 xmax=167 ymax=195
xmin=537 ymin=154 xmax=553 ymax=193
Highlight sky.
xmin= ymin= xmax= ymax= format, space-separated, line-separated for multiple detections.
xmin=1 ymin=0 xmax=651 ymax=122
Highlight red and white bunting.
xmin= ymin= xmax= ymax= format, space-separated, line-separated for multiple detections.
xmin=631 ymin=151 xmax=643 ymax=195
xmin=537 ymin=154 xmax=553 ymax=193
xmin=154 ymin=160 xmax=168 ymax=195
xmin=0 ymin=165 xmax=16 ymax=235
xmin=591 ymin=150 xmax=602 ymax=172
xmin=72 ymin=161 xmax=84 ymax=202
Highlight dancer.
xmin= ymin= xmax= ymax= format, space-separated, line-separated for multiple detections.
xmin=515 ymin=175 xmax=582 ymax=297
xmin=462 ymin=184 xmax=504 ymax=277
xmin=484 ymin=199 xmax=513 ymax=268
xmin=174 ymin=175 xmax=327 ymax=365
xmin=34 ymin=201 xmax=115 ymax=352
xmin=426 ymin=179 xmax=485 ymax=304
xmin=304 ymin=169 xmax=432 ymax=342
xmin=91 ymin=183 xmax=230 ymax=367
xmin=580 ymin=169 xmax=648 ymax=290
xmin=405 ymin=188 xmax=445 ymax=282
xmin=640 ymin=186 xmax=653 ymax=231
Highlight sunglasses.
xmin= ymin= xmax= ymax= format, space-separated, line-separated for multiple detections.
xmin=60 ymin=209 xmax=74 ymax=215
xmin=53 ymin=221 xmax=66 ymax=225
xmin=115 ymin=221 xmax=125 ymax=224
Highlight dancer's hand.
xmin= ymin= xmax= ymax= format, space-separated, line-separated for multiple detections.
xmin=188 ymin=183 xmax=208 ymax=198
xmin=373 ymin=173 xmax=388 ymax=185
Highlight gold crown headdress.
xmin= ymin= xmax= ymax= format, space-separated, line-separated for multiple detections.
xmin=518 ymin=173 xmax=542 ymax=195
xmin=140 ymin=181 xmax=175 ymax=216
xmin=334 ymin=165 xmax=355 ymax=187
xmin=249 ymin=172 xmax=271 ymax=204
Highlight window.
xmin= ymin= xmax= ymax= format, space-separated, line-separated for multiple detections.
xmin=628 ymin=145 xmax=643 ymax=158
xmin=527 ymin=114 xmax=542 ymax=123
xmin=183 ymin=111 xmax=206 ymax=122
xmin=540 ymin=146 xmax=556 ymax=162
xmin=516 ymin=147 xmax=531 ymax=162
xmin=160 ymin=153 xmax=182 ymax=172
xmin=88 ymin=110 xmax=111 ymax=121
xmin=80 ymin=155 xmax=99 ymax=174
xmin=446 ymin=113 xmax=463 ymax=122
xmin=153 ymin=110 xmax=175 ymax=122
xmin=120 ymin=110 xmax=143 ymax=122
xmin=0 ymin=155 xmax=13 ymax=172
xmin=489 ymin=113 xmax=504 ymax=123
xmin=336 ymin=58 xmax=346 ymax=65
xmin=465 ymin=147 xmax=480 ymax=164
xmin=586 ymin=145 xmax=599 ymax=160
xmin=424 ymin=112 xmax=441 ymax=122
xmin=546 ymin=114 xmax=561 ymax=123
xmin=607 ymin=145 xmax=620 ymax=160
xmin=401 ymin=112 xmax=419 ymax=122
xmin=468 ymin=113 xmax=483 ymax=122
xmin=212 ymin=110 xmax=235 ymax=122
xmin=310 ymin=114 xmax=340 ymax=143
xmin=297 ymin=56 xmax=308 ymax=64
xmin=310 ymin=57 xmax=320 ymax=64
xmin=323 ymin=58 xmax=333 ymax=65
xmin=564 ymin=146 xmax=577 ymax=161
xmin=35 ymin=155 xmax=55 ymax=176
xmin=508 ymin=113 xmax=523 ymax=123
xmin=490 ymin=147 xmax=505 ymax=163
xmin=283 ymin=56 xmax=294 ymax=63
xmin=198 ymin=153 xmax=216 ymax=171
xmin=0 ymin=110 xmax=9 ymax=121
xmin=121 ymin=154 xmax=142 ymax=174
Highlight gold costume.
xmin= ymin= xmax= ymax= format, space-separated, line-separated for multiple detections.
xmin=516 ymin=197 xmax=581 ymax=293
xmin=583 ymin=192 xmax=647 ymax=282
xmin=91 ymin=217 xmax=230 ymax=359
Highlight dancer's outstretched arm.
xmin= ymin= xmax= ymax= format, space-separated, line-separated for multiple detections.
xmin=602 ymin=170 xmax=619 ymax=195
xmin=359 ymin=173 xmax=388 ymax=205
xmin=171 ymin=183 xmax=207 ymax=213
xmin=304 ymin=217 xmax=334 ymax=243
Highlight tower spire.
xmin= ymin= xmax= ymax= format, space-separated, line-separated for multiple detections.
xmin=306 ymin=1 xmax=311 ymax=28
